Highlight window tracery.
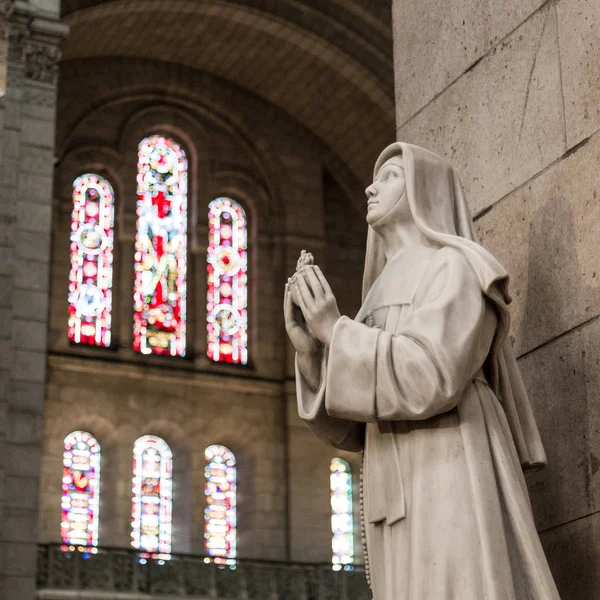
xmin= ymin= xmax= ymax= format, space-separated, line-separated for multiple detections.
xmin=207 ymin=197 xmax=248 ymax=364
xmin=204 ymin=444 xmax=236 ymax=563
xmin=134 ymin=135 xmax=188 ymax=356
xmin=131 ymin=435 xmax=173 ymax=557
xmin=61 ymin=431 xmax=101 ymax=550
xmin=68 ymin=174 xmax=115 ymax=347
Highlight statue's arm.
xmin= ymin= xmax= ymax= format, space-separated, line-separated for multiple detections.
xmin=296 ymin=351 xmax=365 ymax=452
xmin=325 ymin=248 xmax=497 ymax=422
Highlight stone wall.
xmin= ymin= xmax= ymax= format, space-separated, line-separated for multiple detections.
xmin=39 ymin=57 xmax=368 ymax=565
xmin=392 ymin=0 xmax=600 ymax=597
xmin=0 ymin=1 xmax=67 ymax=598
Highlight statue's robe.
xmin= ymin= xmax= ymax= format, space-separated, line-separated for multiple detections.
xmin=296 ymin=247 xmax=560 ymax=600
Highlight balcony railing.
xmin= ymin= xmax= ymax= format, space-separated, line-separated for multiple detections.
xmin=36 ymin=544 xmax=372 ymax=600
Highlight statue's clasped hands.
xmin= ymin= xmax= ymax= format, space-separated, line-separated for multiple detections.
xmin=284 ymin=264 xmax=341 ymax=349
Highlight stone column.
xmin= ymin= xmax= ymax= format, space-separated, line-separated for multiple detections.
xmin=0 ymin=3 xmax=14 ymax=591
xmin=0 ymin=1 xmax=66 ymax=597
xmin=0 ymin=1 xmax=14 ymax=94
xmin=391 ymin=1 xmax=600 ymax=597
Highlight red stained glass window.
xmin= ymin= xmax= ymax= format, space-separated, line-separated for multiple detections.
xmin=134 ymin=135 xmax=187 ymax=356
xmin=61 ymin=431 xmax=101 ymax=550
xmin=68 ymin=174 xmax=115 ymax=347
xmin=207 ymin=198 xmax=248 ymax=364
xmin=204 ymin=444 xmax=236 ymax=563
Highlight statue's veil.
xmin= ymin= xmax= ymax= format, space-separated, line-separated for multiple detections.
xmin=363 ymin=142 xmax=546 ymax=470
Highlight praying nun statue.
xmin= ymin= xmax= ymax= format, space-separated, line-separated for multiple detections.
xmin=284 ymin=142 xmax=561 ymax=600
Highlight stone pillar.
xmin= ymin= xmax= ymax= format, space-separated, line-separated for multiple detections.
xmin=0 ymin=1 xmax=66 ymax=597
xmin=392 ymin=1 xmax=600 ymax=597
xmin=0 ymin=4 xmax=13 ymax=596
xmin=0 ymin=1 xmax=13 ymax=94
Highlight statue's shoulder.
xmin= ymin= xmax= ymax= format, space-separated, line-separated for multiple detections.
xmin=427 ymin=246 xmax=472 ymax=273
xmin=365 ymin=247 xmax=476 ymax=311
xmin=414 ymin=246 xmax=479 ymax=303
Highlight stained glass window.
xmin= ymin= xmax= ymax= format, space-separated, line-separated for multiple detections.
xmin=204 ymin=444 xmax=236 ymax=563
xmin=131 ymin=435 xmax=173 ymax=558
xmin=61 ymin=431 xmax=101 ymax=550
xmin=207 ymin=198 xmax=248 ymax=364
xmin=134 ymin=135 xmax=187 ymax=356
xmin=330 ymin=458 xmax=354 ymax=570
xmin=68 ymin=174 xmax=115 ymax=347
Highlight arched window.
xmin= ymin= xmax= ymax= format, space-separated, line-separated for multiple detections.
xmin=68 ymin=174 xmax=115 ymax=347
xmin=131 ymin=435 xmax=173 ymax=557
xmin=134 ymin=135 xmax=188 ymax=356
xmin=330 ymin=457 xmax=354 ymax=570
xmin=207 ymin=197 xmax=248 ymax=364
xmin=61 ymin=431 xmax=101 ymax=549
xmin=204 ymin=444 xmax=236 ymax=563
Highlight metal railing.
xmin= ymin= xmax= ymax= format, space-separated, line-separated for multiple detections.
xmin=37 ymin=544 xmax=372 ymax=600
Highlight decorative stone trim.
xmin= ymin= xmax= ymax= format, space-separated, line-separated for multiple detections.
xmin=5 ymin=2 xmax=68 ymax=85
xmin=24 ymin=38 xmax=60 ymax=83
xmin=0 ymin=0 xmax=15 ymax=41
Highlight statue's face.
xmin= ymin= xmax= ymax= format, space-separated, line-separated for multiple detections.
xmin=365 ymin=157 xmax=407 ymax=225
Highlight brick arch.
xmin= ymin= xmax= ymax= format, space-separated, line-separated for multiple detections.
xmin=117 ymin=104 xmax=211 ymax=232
xmin=118 ymin=103 xmax=280 ymax=236
xmin=57 ymin=58 xmax=365 ymax=219
xmin=57 ymin=79 xmax=288 ymax=215
xmin=58 ymin=0 xmax=395 ymax=185
xmin=57 ymin=146 xmax=127 ymax=211
xmin=60 ymin=0 xmax=393 ymax=82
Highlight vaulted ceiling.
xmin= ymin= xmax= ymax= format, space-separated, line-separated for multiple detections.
xmin=59 ymin=0 xmax=395 ymax=184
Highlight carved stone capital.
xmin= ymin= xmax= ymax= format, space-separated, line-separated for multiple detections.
xmin=5 ymin=5 xmax=68 ymax=85
xmin=24 ymin=38 xmax=61 ymax=83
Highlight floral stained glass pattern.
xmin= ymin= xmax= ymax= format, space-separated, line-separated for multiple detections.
xmin=204 ymin=445 xmax=236 ymax=563
xmin=61 ymin=431 xmax=101 ymax=549
xmin=68 ymin=174 xmax=115 ymax=347
xmin=330 ymin=458 xmax=354 ymax=570
xmin=131 ymin=436 xmax=173 ymax=557
xmin=207 ymin=198 xmax=248 ymax=364
xmin=134 ymin=135 xmax=187 ymax=356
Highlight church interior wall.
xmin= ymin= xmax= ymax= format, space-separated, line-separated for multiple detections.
xmin=0 ymin=2 xmax=67 ymax=596
xmin=392 ymin=0 xmax=600 ymax=595
xmin=8 ymin=0 xmax=600 ymax=595
xmin=39 ymin=55 xmax=369 ymax=565
xmin=40 ymin=364 xmax=287 ymax=558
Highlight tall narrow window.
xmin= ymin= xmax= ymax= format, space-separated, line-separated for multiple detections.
xmin=68 ymin=174 xmax=115 ymax=347
xmin=134 ymin=135 xmax=187 ymax=356
xmin=330 ymin=458 xmax=354 ymax=570
xmin=61 ymin=431 xmax=101 ymax=549
xmin=131 ymin=435 xmax=173 ymax=557
xmin=204 ymin=444 xmax=236 ymax=563
xmin=207 ymin=198 xmax=248 ymax=364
